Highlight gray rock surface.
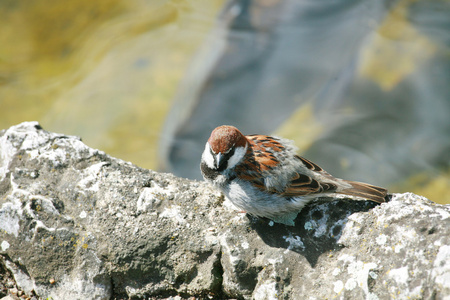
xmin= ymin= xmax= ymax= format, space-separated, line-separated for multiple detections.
xmin=0 ymin=122 xmax=449 ymax=299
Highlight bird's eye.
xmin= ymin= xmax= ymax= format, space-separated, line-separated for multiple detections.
xmin=227 ymin=146 xmax=236 ymax=157
xmin=224 ymin=144 xmax=235 ymax=154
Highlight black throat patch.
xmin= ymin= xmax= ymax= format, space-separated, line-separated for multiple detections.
xmin=200 ymin=161 xmax=219 ymax=180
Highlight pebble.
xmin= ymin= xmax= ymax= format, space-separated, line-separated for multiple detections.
xmin=5 ymin=280 xmax=15 ymax=288
xmin=9 ymin=287 xmax=18 ymax=295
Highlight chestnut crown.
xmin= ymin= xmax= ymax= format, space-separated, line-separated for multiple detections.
xmin=208 ymin=125 xmax=247 ymax=154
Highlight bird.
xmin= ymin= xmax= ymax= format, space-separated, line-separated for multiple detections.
xmin=200 ymin=125 xmax=388 ymax=226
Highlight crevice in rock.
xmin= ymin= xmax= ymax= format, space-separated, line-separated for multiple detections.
xmin=211 ymin=249 xmax=224 ymax=297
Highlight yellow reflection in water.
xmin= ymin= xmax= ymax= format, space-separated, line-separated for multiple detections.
xmin=275 ymin=103 xmax=323 ymax=154
xmin=0 ymin=0 xmax=225 ymax=169
xmin=359 ymin=0 xmax=437 ymax=91
xmin=393 ymin=171 xmax=450 ymax=204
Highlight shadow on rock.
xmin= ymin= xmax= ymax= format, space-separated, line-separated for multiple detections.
xmin=248 ymin=198 xmax=380 ymax=267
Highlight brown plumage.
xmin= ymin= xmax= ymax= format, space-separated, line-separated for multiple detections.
xmin=234 ymin=133 xmax=387 ymax=202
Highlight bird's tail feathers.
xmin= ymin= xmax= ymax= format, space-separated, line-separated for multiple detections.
xmin=340 ymin=180 xmax=388 ymax=203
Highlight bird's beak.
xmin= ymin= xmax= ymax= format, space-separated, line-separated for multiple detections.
xmin=215 ymin=152 xmax=223 ymax=169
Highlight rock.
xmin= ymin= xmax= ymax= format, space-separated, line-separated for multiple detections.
xmin=1 ymin=296 xmax=18 ymax=300
xmin=0 ymin=122 xmax=449 ymax=299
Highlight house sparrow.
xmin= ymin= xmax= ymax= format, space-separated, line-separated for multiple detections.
xmin=200 ymin=125 xmax=388 ymax=226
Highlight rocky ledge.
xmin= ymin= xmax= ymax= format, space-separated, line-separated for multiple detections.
xmin=0 ymin=122 xmax=449 ymax=300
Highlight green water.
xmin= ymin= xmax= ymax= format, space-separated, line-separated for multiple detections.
xmin=0 ymin=0 xmax=224 ymax=169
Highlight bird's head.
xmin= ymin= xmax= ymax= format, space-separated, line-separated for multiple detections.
xmin=202 ymin=125 xmax=248 ymax=172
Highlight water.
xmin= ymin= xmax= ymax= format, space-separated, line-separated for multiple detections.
xmin=0 ymin=0 xmax=224 ymax=169
xmin=161 ymin=0 xmax=450 ymax=204
xmin=1 ymin=0 xmax=449 ymax=204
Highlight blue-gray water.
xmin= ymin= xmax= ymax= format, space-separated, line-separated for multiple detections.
xmin=161 ymin=0 xmax=450 ymax=203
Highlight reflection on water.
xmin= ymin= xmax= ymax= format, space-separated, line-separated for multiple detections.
xmin=0 ymin=0 xmax=225 ymax=168
xmin=161 ymin=0 xmax=450 ymax=204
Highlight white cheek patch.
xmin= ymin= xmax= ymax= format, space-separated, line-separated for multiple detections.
xmin=202 ymin=142 xmax=216 ymax=169
xmin=227 ymin=144 xmax=247 ymax=169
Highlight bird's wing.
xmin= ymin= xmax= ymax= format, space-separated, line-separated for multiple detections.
xmin=237 ymin=135 xmax=387 ymax=201
xmin=280 ymin=155 xmax=338 ymax=197
xmin=282 ymin=155 xmax=387 ymax=202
